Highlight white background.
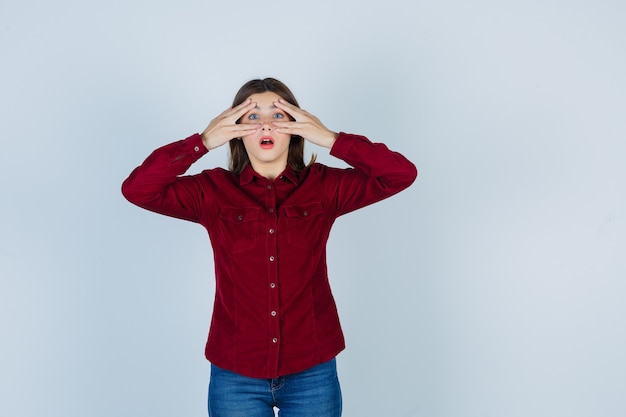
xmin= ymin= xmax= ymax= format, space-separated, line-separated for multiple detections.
xmin=1 ymin=1 xmax=625 ymax=416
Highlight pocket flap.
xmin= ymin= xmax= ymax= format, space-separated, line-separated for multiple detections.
xmin=284 ymin=202 xmax=324 ymax=219
xmin=218 ymin=207 xmax=261 ymax=223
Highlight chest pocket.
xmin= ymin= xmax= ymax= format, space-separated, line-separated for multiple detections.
xmin=284 ymin=202 xmax=326 ymax=249
xmin=217 ymin=207 xmax=261 ymax=253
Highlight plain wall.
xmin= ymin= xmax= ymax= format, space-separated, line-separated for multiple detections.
xmin=1 ymin=1 xmax=624 ymax=416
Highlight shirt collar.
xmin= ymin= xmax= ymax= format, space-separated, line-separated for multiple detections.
xmin=239 ymin=164 xmax=300 ymax=186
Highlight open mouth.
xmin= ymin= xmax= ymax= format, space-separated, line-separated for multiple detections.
xmin=260 ymin=137 xmax=274 ymax=149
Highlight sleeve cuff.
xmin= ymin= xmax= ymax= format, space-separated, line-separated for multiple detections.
xmin=329 ymin=132 xmax=351 ymax=159
xmin=187 ymin=133 xmax=209 ymax=156
xmin=329 ymin=131 xmax=371 ymax=161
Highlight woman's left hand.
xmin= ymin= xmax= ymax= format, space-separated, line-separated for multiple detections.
xmin=272 ymin=99 xmax=338 ymax=149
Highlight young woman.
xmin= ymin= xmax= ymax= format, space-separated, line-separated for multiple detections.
xmin=121 ymin=78 xmax=417 ymax=417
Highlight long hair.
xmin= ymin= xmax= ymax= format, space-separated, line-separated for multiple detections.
xmin=229 ymin=78 xmax=316 ymax=174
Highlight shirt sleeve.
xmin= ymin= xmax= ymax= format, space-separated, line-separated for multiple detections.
xmin=121 ymin=133 xmax=209 ymax=222
xmin=327 ymin=132 xmax=418 ymax=216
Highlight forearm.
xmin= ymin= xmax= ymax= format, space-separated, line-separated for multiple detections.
xmin=121 ymin=134 xmax=208 ymax=221
xmin=328 ymin=132 xmax=417 ymax=216
xmin=330 ymin=132 xmax=417 ymax=185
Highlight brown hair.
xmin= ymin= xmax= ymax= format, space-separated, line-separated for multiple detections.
xmin=229 ymin=78 xmax=316 ymax=174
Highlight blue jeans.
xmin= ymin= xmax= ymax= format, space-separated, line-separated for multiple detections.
xmin=208 ymin=359 xmax=342 ymax=417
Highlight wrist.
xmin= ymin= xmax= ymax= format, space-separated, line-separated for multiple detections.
xmin=324 ymin=131 xmax=339 ymax=149
xmin=201 ymin=133 xmax=213 ymax=151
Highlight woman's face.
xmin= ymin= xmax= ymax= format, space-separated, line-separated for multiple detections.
xmin=239 ymin=91 xmax=292 ymax=176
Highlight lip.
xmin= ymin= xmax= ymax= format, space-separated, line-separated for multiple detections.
xmin=259 ymin=136 xmax=274 ymax=149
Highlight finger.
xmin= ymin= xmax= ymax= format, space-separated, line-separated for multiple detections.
xmin=274 ymin=99 xmax=298 ymax=111
xmin=221 ymin=125 xmax=258 ymax=141
xmin=272 ymin=122 xmax=305 ymax=136
xmin=223 ymin=99 xmax=256 ymax=120
xmin=272 ymin=121 xmax=300 ymax=130
xmin=274 ymin=99 xmax=304 ymax=119
xmin=240 ymin=127 xmax=259 ymax=138
xmin=217 ymin=99 xmax=247 ymax=117
xmin=233 ymin=99 xmax=257 ymax=117
xmin=232 ymin=123 xmax=261 ymax=132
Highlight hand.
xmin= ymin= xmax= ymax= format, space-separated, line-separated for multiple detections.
xmin=272 ymin=99 xmax=338 ymax=149
xmin=201 ymin=99 xmax=261 ymax=150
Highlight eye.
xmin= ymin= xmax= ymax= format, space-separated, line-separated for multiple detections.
xmin=248 ymin=114 xmax=259 ymax=120
xmin=273 ymin=113 xmax=284 ymax=119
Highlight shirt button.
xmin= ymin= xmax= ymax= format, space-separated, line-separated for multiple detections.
xmin=272 ymin=338 xmax=278 ymax=343
xmin=237 ymin=215 xmax=243 ymax=221
xmin=271 ymin=311 xmax=277 ymax=317
xmin=269 ymin=228 xmax=275 ymax=234
xmin=267 ymin=185 xmax=272 ymax=190
xmin=303 ymin=211 xmax=309 ymax=216
xmin=268 ymin=208 xmax=274 ymax=213
xmin=269 ymin=256 xmax=275 ymax=262
xmin=270 ymin=283 xmax=276 ymax=288
xmin=194 ymin=146 xmax=200 ymax=152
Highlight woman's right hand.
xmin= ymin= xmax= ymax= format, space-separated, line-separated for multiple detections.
xmin=201 ymin=99 xmax=261 ymax=150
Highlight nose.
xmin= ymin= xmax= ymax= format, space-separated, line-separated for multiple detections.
xmin=261 ymin=117 xmax=273 ymax=131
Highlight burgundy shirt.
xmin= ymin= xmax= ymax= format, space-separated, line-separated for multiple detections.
xmin=121 ymin=132 xmax=417 ymax=378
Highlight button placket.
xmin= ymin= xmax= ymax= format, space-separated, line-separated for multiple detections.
xmin=265 ymin=181 xmax=281 ymax=369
